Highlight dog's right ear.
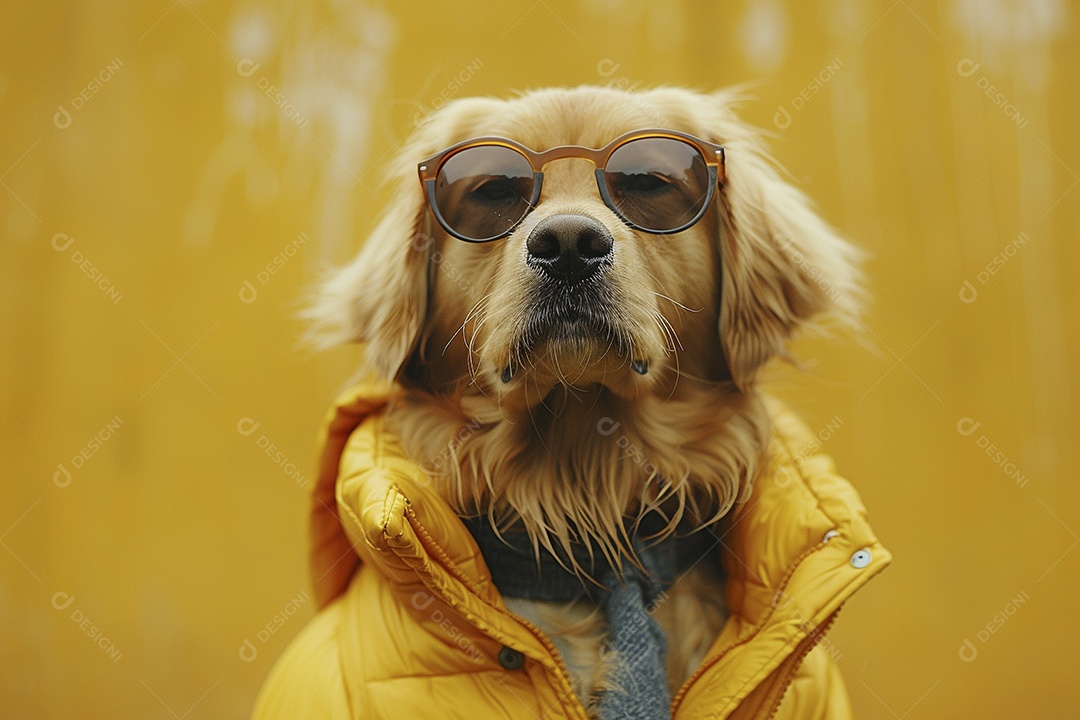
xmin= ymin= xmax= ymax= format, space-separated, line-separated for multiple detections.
xmin=704 ymin=91 xmax=864 ymax=389
xmin=303 ymin=139 xmax=433 ymax=381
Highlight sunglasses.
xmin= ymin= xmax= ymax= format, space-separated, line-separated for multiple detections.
xmin=417 ymin=129 xmax=725 ymax=243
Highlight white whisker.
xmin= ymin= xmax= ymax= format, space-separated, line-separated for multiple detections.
xmin=651 ymin=291 xmax=702 ymax=314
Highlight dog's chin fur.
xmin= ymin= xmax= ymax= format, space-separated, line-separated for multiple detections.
xmin=306 ymin=85 xmax=863 ymax=699
xmin=388 ymin=374 xmax=769 ymax=573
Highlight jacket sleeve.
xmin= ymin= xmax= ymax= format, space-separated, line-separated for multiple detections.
xmin=250 ymin=597 xmax=354 ymax=720
xmin=772 ymin=645 xmax=854 ymax=720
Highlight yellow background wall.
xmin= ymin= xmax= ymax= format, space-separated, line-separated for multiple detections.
xmin=2 ymin=1 xmax=1077 ymax=717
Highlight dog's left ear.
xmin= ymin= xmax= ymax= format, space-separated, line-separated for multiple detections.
xmin=303 ymin=136 xmax=433 ymax=381
xmin=304 ymin=97 xmax=505 ymax=381
xmin=709 ymin=99 xmax=864 ymax=389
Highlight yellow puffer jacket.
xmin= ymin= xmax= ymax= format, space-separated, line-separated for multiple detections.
xmin=251 ymin=382 xmax=891 ymax=719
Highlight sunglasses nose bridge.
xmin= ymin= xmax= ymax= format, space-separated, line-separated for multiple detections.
xmin=534 ymin=157 xmax=606 ymax=203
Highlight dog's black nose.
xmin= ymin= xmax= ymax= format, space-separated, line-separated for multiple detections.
xmin=526 ymin=214 xmax=614 ymax=284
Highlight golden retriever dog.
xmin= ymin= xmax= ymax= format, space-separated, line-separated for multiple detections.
xmin=306 ymin=86 xmax=861 ymax=708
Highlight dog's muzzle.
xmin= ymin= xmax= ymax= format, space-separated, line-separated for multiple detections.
xmin=525 ymin=214 xmax=613 ymax=285
xmin=501 ymin=213 xmax=648 ymax=383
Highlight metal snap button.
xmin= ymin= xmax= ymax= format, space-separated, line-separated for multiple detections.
xmin=850 ymin=548 xmax=872 ymax=569
xmin=498 ymin=646 xmax=525 ymax=670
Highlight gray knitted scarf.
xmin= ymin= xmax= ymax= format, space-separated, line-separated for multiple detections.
xmin=463 ymin=514 xmax=718 ymax=720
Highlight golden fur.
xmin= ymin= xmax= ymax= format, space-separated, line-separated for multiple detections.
xmin=306 ymin=86 xmax=862 ymax=701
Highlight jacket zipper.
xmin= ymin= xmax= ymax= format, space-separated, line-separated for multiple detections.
xmin=669 ymin=534 xmax=841 ymax=718
xmin=761 ymin=608 xmax=841 ymax=720
xmin=402 ymin=502 xmax=590 ymax=719
xmin=668 ymin=607 xmax=841 ymax=719
xmin=502 ymin=606 xmax=593 ymax=718
xmin=443 ymin=578 xmax=592 ymax=718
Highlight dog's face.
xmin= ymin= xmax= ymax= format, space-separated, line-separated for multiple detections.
xmin=421 ymin=110 xmax=728 ymax=406
xmin=311 ymin=86 xmax=861 ymax=410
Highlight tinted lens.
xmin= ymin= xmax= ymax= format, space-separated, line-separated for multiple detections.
xmin=603 ymin=137 xmax=711 ymax=232
xmin=434 ymin=145 xmax=535 ymax=241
